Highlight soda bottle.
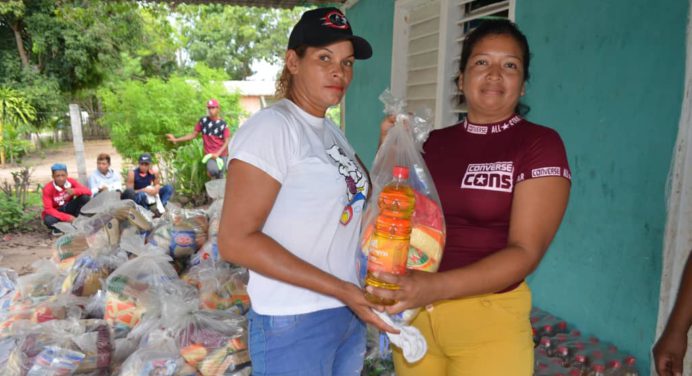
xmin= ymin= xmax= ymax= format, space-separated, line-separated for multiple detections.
xmin=365 ymin=166 xmax=415 ymax=305
xmin=586 ymin=363 xmax=606 ymax=376
xmin=569 ymin=353 xmax=588 ymax=372
xmin=555 ymin=345 xmax=571 ymax=366
xmin=605 ymin=360 xmax=622 ymax=375
xmin=537 ymin=336 xmax=555 ymax=357
xmin=619 ymin=356 xmax=639 ymax=376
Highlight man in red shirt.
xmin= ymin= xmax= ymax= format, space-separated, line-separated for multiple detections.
xmin=166 ymin=98 xmax=231 ymax=179
xmin=41 ymin=163 xmax=92 ymax=235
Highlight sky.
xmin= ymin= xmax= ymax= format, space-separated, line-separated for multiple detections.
xmin=247 ymin=60 xmax=281 ymax=82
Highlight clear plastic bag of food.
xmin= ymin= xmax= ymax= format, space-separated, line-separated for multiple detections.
xmin=148 ymin=208 xmax=209 ymax=259
xmin=53 ymin=210 xmax=124 ymax=272
xmin=61 ymin=248 xmax=128 ymax=297
xmin=119 ymin=345 xmax=183 ymax=376
xmin=161 ymin=290 xmax=250 ymax=376
xmin=26 ymin=345 xmax=85 ymax=376
xmin=194 ymin=264 xmax=249 ymax=314
xmin=359 ymin=90 xmax=446 ymax=324
xmin=105 ymin=250 xmax=180 ymax=338
xmin=0 ymin=267 xmax=18 ymax=312
xmin=1 ymin=294 xmax=86 ymax=333
xmin=3 ymin=320 xmax=113 ymax=376
xmin=15 ymin=260 xmax=63 ymax=300
xmin=82 ymin=192 xmax=153 ymax=232
xmin=189 ymin=199 xmax=223 ymax=266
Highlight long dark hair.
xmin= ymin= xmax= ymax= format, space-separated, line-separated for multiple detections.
xmin=457 ymin=19 xmax=531 ymax=116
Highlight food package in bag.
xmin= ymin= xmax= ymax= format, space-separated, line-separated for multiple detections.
xmin=25 ymin=345 xmax=85 ymax=376
xmin=196 ymin=265 xmax=249 ymax=314
xmin=53 ymin=211 xmax=124 ymax=272
xmin=118 ymin=342 xmax=184 ymax=376
xmin=104 ymin=249 xmax=180 ymax=338
xmin=3 ymin=319 xmax=94 ymax=375
xmin=359 ymin=90 xmax=446 ymax=325
xmin=71 ymin=319 xmax=114 ymax=374
xmin=53 ymin=233 xmax=90 ymax=272
xmin=0 ymin=294 xmax=86 ymax=333
xmin=189 ymin=199 xmax=223 ymax=266
xmin=61 ymin=248 xmax=128 ymax=297
xmin=148 ymin=208 xmax=209 ymax=259
xmin=82 ymin=193 xmax=153 ymax=232
xmin=15 ymin=260 xmax=63 ymax=300
xmin=161 ymin=290 xmax=250 ymax=376
xmin=0 ymin=267 xmax=18 ymax=312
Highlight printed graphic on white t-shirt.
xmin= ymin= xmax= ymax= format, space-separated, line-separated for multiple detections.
xmin=326 ymin=144 xmax=367 ymax=225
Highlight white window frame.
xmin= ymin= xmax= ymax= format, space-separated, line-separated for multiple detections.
xmin=391 ymin=0 xmax=515 ymax=129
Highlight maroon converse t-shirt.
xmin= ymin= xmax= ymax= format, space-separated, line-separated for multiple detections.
xmin=423 ymin=114 xmax=571 ymax=292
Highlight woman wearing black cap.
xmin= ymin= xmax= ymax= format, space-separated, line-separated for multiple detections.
xmin=218 ymin=7 xmax=393 ymax=375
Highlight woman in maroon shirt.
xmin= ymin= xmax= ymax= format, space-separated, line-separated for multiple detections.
xmin=372 ymin=19 xmax=571 ymax=375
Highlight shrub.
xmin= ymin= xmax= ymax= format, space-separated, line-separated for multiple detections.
xmin=155 ymin=138 xmax=208 ymax=206
xmin=100 ymin=63 xmax=243 ymax=164
xmin=0 ymin=196 xmax=33 ymax=233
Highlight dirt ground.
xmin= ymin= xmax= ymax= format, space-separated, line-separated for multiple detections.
xmin=0 ymin=140 xmax=126 ymax=275
xmin=0 ymin=139 xmax=125 ymax=187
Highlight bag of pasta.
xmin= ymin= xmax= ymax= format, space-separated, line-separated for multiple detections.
xmin=359 ymin=90 xmax=446 ymax=324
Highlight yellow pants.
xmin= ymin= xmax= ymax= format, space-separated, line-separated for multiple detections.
xmin=392 ymin=282 xmax=534 ymax=376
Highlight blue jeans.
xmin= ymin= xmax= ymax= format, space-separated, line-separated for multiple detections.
xmin=248 ymin=307 xmax=366 ymax=376
xmin=126 ymin=184 xmax=174 ymax=209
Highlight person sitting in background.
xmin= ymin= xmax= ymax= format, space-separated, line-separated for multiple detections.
xmin=123 ymin=153 xmax=173 ymax=215
xmin=653 ymin=251 xmax=692 ymax=376
xmin=88 ymin=153 xmax=127 ymax=198
xmin=42 ymin=163 xmax=92 ymax=236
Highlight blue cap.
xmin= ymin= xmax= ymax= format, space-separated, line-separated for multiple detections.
xmin=51 ymin=163 xmax=67 ymax=172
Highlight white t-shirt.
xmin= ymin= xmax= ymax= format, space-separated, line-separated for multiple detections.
xmin=228 ymin=99 xmax=370 ymax=315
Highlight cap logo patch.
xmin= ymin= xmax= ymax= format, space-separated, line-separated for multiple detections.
xmin=322 ymin=11 xmax=349 ymax=30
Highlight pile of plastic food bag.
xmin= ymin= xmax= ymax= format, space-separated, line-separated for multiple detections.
xmin=0 ymin=183 xmax=252 ymax=375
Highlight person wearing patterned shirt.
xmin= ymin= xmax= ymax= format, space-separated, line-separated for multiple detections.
xmin=372 ymin=19 xmax=571 ymax=375
xmin=166 ymin=98 xmax=231 ymax=179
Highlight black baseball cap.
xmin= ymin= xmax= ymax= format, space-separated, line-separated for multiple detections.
xmin=288 ymin=7 xmax=372 ymax=60
xmin=138 ymin=153 xmax=152 ymax=164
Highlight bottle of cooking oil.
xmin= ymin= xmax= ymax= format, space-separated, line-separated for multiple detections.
xmin=365 ymin=165 xmax=415 ymax=305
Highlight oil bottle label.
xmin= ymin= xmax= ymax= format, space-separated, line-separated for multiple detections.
xmin=367 ymin=235 xmax=409 ymax=275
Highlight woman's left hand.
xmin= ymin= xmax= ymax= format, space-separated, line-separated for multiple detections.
xmin=365 ymin=270 xmax=441 ymax=315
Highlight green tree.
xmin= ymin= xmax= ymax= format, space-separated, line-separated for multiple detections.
xmin=0 ymin=0 xmax=143 ymax=92
xmin=0 ymin=0 xmax=151 ymax=139
xmin=100 ymin=64 xmax=242 ymax=199
xmin=99 ymin=64 xmax=242 ymax=161
xmin=0 ymin=87 xmax=35 ymax=164
xmin=176 ymin=4 xmax=303 ymax=79
xmin=133 ymin=4 xmax=181 ymax=79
